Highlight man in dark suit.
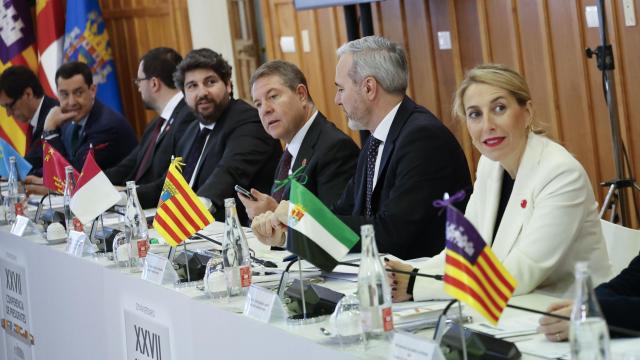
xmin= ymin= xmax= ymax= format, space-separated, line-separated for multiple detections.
xmin=173 ymin=49 xmax=282 ymax=223
xmin=0 ymin=66 xmax=57 ymax=176
xmin=238 ymin=60 xmax=359 ymax=221
xmin=105 ymin=48 xmax=196 ymax=208
xmin=540 ymin=255 xmax=640 ymax=340
xmin=253 ymin=36 xmax=471 ymax=260
xmin=41 ymin=61 xmax=137 ymax=172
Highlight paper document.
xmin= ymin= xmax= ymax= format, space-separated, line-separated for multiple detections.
xmin=466 ymin=314 xmax=539 ymax=338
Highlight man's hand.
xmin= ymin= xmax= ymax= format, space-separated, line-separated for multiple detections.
xmin=26 ymin=184 xmax=49 ymax=196
xmin=273 ymin=200 xmax=289 ymax=224
xmin=385 ymin=258 xmax=415 ymax=302
xmin=237 ymin=188 xmax=278 ymax=220
xmin=538 ymin=299 xmax=573 ymax=342
xmin=251 ymin=211 xmax=286 ymax=247
xmin=25 ymin=175 xmax=43 ymax=185
xmin=44 ymin=106 xmax=77 ymax=131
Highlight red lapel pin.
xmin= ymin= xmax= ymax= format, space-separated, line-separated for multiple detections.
xmin=521 ymin=199 xmax=527 ymax=209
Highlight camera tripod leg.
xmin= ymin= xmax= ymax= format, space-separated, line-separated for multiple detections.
xmin=600 ymin=184 xmax=617 ymax=219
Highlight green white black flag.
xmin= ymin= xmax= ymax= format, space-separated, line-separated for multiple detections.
xmin=287 ymin=180 xmax=359 ymax=271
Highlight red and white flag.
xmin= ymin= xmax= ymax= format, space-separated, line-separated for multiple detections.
xmin=71 ymin=149 xmax=121 ymax=224
xmin=36 ymin=0 xmax=65 ymax=97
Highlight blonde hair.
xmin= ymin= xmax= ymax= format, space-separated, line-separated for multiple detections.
xmin=452 ymin=64 xmax=544 ymax=134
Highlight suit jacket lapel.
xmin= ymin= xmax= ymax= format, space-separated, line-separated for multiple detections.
xmin=491 ymin=133 xmax=543 ymax=259
xmin=353 ymin=152 xmax=367 ymax=215
xmin=156 ymin=99 xmax=186 ymax=147
xmin=292 ymin=113 xmax=323 ymax=171
xmin=373 ymin=97 xmax=411 ymax=194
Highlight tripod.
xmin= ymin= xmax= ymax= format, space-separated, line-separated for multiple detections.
xmin=586 ymin=0 xmax=640 ymax=226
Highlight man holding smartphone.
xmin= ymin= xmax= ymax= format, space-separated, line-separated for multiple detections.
xmin=238 ymin=60 xmax=359 ymax=226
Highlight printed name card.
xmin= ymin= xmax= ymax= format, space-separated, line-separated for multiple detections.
xmin=10 ymin=215 xmax=30 ymax=236
xmin=142 ymin=253 xmax=168 ymax=284
xmin=243 ymin=285 xmax=285 ymax=323
xmin=124 ymin=307 xmax=172 ymax=360
xmin=66 ymin=230 xmax=86 ymax=256
xmin=388 ymin=332 xmax=445 ymax=360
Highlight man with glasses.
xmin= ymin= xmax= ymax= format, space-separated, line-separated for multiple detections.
xmin=0 ymin=66 xmax=58 ymax=176
xmin=40 ymin=61 xmax=137 ymax=172
xmin=105 ymin=48 xmax=196 ymax=208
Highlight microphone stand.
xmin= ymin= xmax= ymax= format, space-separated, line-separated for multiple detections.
xmin=586 ymin=0 xmax=640 ymax=226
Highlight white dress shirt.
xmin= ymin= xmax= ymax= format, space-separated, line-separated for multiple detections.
xmin=370 ymin=102 xmax=401 ymax=188
xmin=188 ymin=122 xmax=216 ymax=188
xmin=159 ymin=92 xmax=184 ymax=135
xmin=284 ymin=110 xmax=318 ymax=175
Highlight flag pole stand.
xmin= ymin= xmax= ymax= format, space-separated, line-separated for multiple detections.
xmin=183 ymin=241 xmax=191 ymax=283
xmin=297 ymin=260 xmax=307 ymax=319
xmin=88 ymin=216 xmax=99 ymax=247
xmin=457 ymin=301 xmax=468 ymax=360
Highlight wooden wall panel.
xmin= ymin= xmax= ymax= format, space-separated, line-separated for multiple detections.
xmin=547 ymin=1 xmax=601 ymax=187
xmin=483 ymin=0 xmax=523 ymax=70
xmin=614 ymin=0 xmax=640 ymax=191
xmin=260 ymin=0 xmax=358 ymax=143
xmin=404 ymin=0 xmax=439 ymax=112
xmin=514 ymin=0 xmax=561 ymax=140
xmin=259 ymin=0 xmax=640 ymax=217
xmin=100 ymin=0 xmax=192 ymax=137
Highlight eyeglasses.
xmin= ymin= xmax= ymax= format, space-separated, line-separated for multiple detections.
xmin=133 ymin=77 xmax=151 ymax=86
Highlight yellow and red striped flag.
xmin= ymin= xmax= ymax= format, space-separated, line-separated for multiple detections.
xmin=436 ymin=192 xmax=517 ymax=325
xmin=152 ymin=158 xmax=214 ymax=247
xmin=0 ymin=1 xmax=39 ymax=155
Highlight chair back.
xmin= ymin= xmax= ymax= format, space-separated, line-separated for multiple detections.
xmin=600 ymin=219 xmax=640 ymax=279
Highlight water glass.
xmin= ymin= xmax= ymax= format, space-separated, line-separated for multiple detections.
xmin=204 ymin=256 xmax=228 ymax=302
xmin=330 ymin=294 xmax=363 ymax=348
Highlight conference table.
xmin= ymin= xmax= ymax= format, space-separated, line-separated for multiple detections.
xmin=0 ymin=217 xmax=638 ymax=360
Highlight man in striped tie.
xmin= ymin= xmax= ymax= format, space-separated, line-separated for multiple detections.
xmin=239 ymin=60 xmax=358 ymax=230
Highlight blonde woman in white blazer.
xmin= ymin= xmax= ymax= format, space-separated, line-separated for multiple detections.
xmin=388 ymin=64 xmax=610 ymax=301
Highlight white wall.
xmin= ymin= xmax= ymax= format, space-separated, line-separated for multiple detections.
xmin=187 ymin=0 xmax=238 ymax=88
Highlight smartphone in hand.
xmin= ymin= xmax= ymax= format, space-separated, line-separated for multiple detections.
xmin=234 ymin=184 xmax=257 ymax=201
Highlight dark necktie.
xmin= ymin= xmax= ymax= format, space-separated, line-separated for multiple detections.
xmin=182 ymin=127 xmax=212 ymax=185
xmin=26 ymin=124 xmax=33 ymax=147
xmin=365 ymin=136 xmax=382 ymax=217
xmin=134 ymin=117 xmax=165 ymax=181
xmin=70 ymin=123 xmax=82 ymax=155
xmin=272 ymin=149 xmax=293 ymax=202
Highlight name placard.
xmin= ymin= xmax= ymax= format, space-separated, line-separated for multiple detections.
xmin=10 ymin=215 xmax=30 ymax=236
xmin=66 ymin=230 xmax=86 ymax=256
xmin=388 ymin=332 xmax=445 ymax=360
xmin=141 ymin=253 xmax=168 ymax=285
xmin=1 ymin=252 xmax=35 ymax=360
xmin=243 ymin=285 xmax=285 ymax=323
xmin=124 ymin=308 xmax=171 ymax=360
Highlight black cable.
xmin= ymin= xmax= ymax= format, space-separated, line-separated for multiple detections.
xmin=276 ymin=256 xmax=299 ymax=296
xmin=433 ymin=299 xmax=459 ymax=341
xmin=336 ymin=261 xmax=444 ymax=281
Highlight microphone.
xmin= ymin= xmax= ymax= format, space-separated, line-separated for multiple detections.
xmin=194 ymin=232 xmax=277 ymax=268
